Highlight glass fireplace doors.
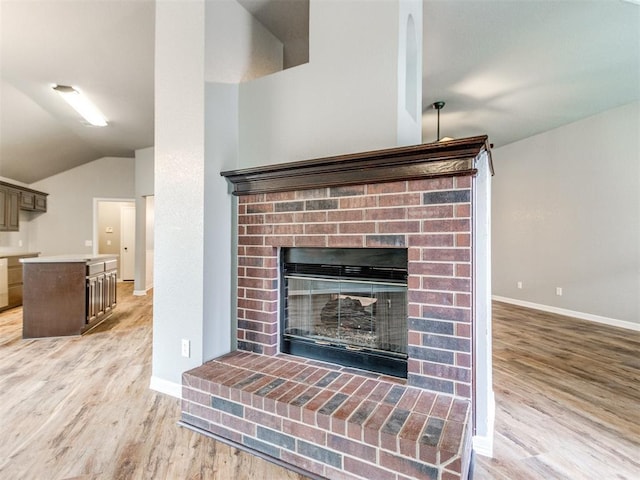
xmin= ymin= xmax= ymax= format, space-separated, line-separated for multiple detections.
xmin=281 ymin=248 xmax=408 ymax=378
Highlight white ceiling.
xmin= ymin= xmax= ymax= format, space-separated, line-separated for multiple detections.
xmin=0 ymin=0 xmax=155 ymax=184
xmin=0 ymin=0 xmax=638 ymax=184
xmin=421 ymin=0 xmax=640 ymax=145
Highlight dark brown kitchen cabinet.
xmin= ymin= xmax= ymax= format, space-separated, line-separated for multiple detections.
xmin=34 ymin=194 xmax=47 ymax=211
xmin=19 ymin=191 xmax=47 ymax=212
xmin=22 ymin=256 xmax=118 ymax=338
xmin=104 ymin=262 xmax=118 ymax=314
xmin=0 ymin=182 xmax=47 ymax=231
xmin=19 ymin=191 xmax=35 ymax=210
xmin=86 ymin=272 xmax=104 ymax=323
xmin=0 ymin=186 xmax=20 ymax=231
xmin=86 ymin=259 xmax=117 ymax=323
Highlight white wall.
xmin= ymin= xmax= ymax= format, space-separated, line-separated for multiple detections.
xmin=135 ymin=147 xmax=154 ymax=196
xmin=237 ymin=0 xmax=418 ymax=169
xmin=153 ymin=0 xmax=284 ymax=395
xmin=205 ymin=0 xmax=282 ymax=83
xmin=134 ymin=146 xmax=154 ymax=294
xmin=0 ymin=211 xmax=32 ymax=254
xmin=145 ymin=196 xmax=154 ymax=289
xmin=29 ymin=157 xmax=135 ymax=256
xmin=492 ymin=102 xmax=640 ymax=327
xmin=152 ymin=0 xmax=424 ymax=393
xmin=203 ymin=82 xmax=238 ymax=360
xmin=397 ymin=0 xmax=422 ymax=146
xmin=472 ymin=151 xmax=494 ymax=456
xmin=152 ymin=0 xmax=206 ymax=395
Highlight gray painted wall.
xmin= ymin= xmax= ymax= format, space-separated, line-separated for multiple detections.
xmin=30 ymin=156 xmax=135 ymax=256
xmin=97 ymin=201 xmax=123 ymax=258
xmin=492 ymin=101 xmax=640 ymax=325
xmin=97 ymin=200 xmax=134 ymax=279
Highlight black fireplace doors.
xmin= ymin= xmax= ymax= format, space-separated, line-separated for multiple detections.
xmin=281 ymin=248 xmax=408 ymax=378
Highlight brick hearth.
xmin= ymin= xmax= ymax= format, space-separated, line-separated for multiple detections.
xmin=182 ymin=351 xmax=472 ymax=480
xmin=181 ymin=138 xmax=492 ymax=480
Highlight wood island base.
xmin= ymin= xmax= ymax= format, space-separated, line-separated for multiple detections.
xmin=21 ymin=255 xmax=117 ymax=338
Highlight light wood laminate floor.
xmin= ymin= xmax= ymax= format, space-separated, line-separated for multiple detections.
xmin=475 ymin=302 xmax=640 ymax=479
xmin=0 ymin=286 xmax=638 ymax=479
xmin=0 ymin=284 xmax=306 ymax=480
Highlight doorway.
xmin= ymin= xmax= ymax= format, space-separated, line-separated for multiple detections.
xmin=96 ymin=199 xmax=135 ymax=281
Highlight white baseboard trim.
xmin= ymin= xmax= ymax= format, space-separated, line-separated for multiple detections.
xmin=473 ymin=434 xmax=494 ymax=458
xmin=149 ymin=376 xmax=182 ymax=399
xmin=492 ymin=296 xmax=640 ymax=332
xmin=473 ymin=390 xmax=495 ymax=458
xmin=133 ymin=285 xmax=153 ymax=296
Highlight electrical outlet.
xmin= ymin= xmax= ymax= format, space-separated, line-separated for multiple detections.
xmin=181 ymin=339 xmax=190 ymax=358
xmin=517 ymin=281 xmax=523 ymax=289
xmin=85 ymin=240 xmax=93 ymax=247
xmin=556 ymin=287 xmax=563 ymax=296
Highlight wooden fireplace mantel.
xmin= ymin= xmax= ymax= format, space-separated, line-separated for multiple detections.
xmin=221 ymin=135 xmax=492 ymax=196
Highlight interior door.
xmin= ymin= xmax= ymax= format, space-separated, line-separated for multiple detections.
xmin=120 ymin=206 xmax=136 ymax=281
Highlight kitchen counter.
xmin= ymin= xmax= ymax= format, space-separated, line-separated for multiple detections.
xmin=20 ymin=254 xmax=117 ymax=264
xmin=0 ymin=251 xmax=40 ymax=258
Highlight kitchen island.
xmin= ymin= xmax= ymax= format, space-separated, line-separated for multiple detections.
xmin=21 ymin=254 xmax=118 ymax=338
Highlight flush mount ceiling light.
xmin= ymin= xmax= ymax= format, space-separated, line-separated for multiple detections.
xmin=52 ymin=85 xmax=108 ymax=127
xmin=432 ymin=101 xmax=453 ymax=143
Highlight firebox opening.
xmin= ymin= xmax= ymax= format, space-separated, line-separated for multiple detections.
xmin=281 ymin=248 xmax=408 ymax=378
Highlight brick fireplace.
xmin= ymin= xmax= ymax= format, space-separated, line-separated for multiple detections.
xmin=181 ymin=137 xmax=492 ymax=480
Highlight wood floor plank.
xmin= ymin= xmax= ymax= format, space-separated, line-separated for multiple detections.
xmin=1 ymin=287 xmax=638 ymax=478
xmin=0 ymin=284 xmax=308 ymax=480
xmin=475 ymin=301 xmax=640 ymax=479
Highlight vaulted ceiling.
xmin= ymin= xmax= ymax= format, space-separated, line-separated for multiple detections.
xmin=1 ymin=0 xmax=638 ymax=184
xmin=1 ymin=0 xmax=155 ymax=183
